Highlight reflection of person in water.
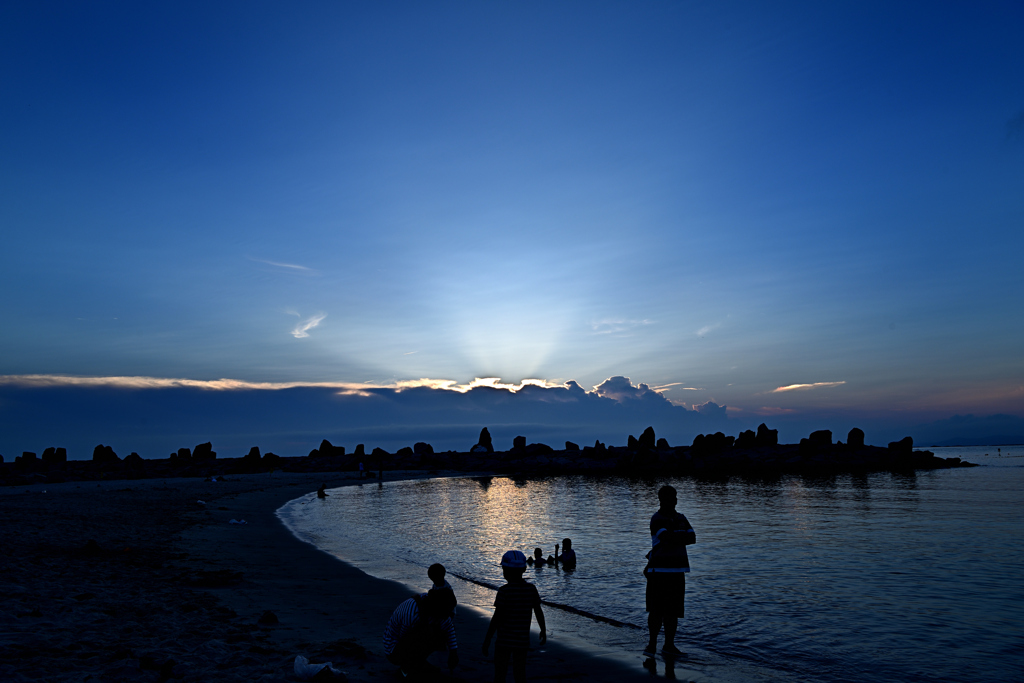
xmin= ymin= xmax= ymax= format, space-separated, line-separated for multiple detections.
xmin=554 ymin=538 xmax=576 ymax=569
xmin=644 ymin=485 xmax=696 ymax=657
xmin=383 ymin=589 xmax=459 ymax=677
xmin=526 ymin=548 xmax=548 ymax=566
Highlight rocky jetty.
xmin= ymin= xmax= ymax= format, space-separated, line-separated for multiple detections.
xmin=0 ymin=424 xmax=977 ymax=486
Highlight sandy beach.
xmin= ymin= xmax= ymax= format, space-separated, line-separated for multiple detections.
xmin=0 ymin=471 xmax=710 ymax=682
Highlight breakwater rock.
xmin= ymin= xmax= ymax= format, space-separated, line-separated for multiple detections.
xmin=0 ymin=425 xmax=977 ymax=486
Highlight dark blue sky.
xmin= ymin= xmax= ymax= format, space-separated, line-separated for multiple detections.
xmin=1 ymin=2 xmax=1022 ymax=456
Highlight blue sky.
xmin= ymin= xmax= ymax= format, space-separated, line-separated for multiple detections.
xmin=1 ymin=2 xmax=1022 ymax=456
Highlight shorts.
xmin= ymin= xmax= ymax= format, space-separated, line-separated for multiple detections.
xmin=645 ymin=571 xmax=685 ymax=617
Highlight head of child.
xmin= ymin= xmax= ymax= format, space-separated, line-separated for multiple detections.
xmin=562 ymin=538 xmax=572 ymax=551
xmin=500 ymin=550 xmax=527 ymax=582
xmin=422 ymin=588 xmax=456 ymax=622
xmin=428 ymin=563 xmax=446 ymax=586
xmin=533 ymin=547 xmax=544 ymax=560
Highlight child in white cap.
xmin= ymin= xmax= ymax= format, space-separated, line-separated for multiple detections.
xmin=482 ymin=550 xmax=546 ymax=682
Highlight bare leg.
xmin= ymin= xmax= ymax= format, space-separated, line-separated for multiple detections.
xmin=662 ymin=616 xmax=683 ymax=655
xmin=646 ymin=611 xmax=661 ymax=653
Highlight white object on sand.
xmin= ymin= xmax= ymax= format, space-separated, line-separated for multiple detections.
xmin=294 ymin=655 xmax=343 ymax=680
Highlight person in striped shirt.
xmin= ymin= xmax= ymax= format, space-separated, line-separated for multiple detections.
xmin=382 ymin=588 xmax=459 ymax=677
xmin=644 ymin=484 xmax=696 ymax=657
xmin=482 ymin=550 xmax=546 ymax=683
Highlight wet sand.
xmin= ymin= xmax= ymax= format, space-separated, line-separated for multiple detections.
xmin=0 ymin=471 xmax=717 ymax=682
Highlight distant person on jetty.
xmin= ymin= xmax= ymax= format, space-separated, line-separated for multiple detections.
xmin=483 ymin=550 xmax=546 ymax=683
xmin=316 ymin=483 xmax=328 ymax=498
xmin=526 ymin=548 xmax=549 ymax=566
xmin=383 ymin=589 xmax=459 ymax=677
xmin=643 ymin=485 xmax=696 ymax=658
xmin=554 ymin=538 xmax=576 ymax=569
xmin=428 ymin=563 xmax=457 ymax=616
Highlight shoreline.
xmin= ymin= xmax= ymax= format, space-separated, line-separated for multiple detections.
xmin=1 ymin=470 xmax=710 ymax=682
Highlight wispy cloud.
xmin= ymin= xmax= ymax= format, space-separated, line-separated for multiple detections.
xmin=590 ymin=318 xmax=653 ymax=335
xmin=772 ymin=381 xmax=846 ymax=393
xmin=291 ymin=313 xmax=326 ymax=338
xmin=651 ymin=382 xmax=704 ymax=392
xmin=249 ymin=257 xmax=316 ymax=273
xmin=755 ymin=406 xmax=798 ymax=415
xmin=0 ymin=375 xmax=377 ymax=391
xmin=696 ymin=323 xmax=721 ymax=337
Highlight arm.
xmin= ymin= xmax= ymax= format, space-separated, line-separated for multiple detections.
xmin=440 ymin=617 xmax=459 ymax=670
xmin=534 ymin=604 xmax=546 ymax=646
xmin=482 ymin=607 xmax=500 ymax=655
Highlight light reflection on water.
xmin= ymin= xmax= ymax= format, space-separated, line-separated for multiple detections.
xmin=279 ymin=447 xmax=1023 ymax=682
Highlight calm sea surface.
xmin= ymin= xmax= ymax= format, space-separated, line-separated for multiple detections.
xmin=279 ymin=446 xmax=1023 ymax=682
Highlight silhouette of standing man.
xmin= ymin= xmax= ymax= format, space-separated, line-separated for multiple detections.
xmin=644 ymin=485 xmax=696 ymax=657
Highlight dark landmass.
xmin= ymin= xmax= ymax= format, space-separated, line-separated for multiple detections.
xmin=2 ymin=424 xmax=977 ymax=487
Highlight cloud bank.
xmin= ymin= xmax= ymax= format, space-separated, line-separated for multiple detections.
xmin=0 ymin=375 xmax=731 ymax=460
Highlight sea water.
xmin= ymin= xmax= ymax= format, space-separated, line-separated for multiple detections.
xmin=278 ymin=446 xmax=1024 ymax=682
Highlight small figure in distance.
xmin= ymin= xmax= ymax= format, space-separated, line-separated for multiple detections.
xmin=316 ymin=483 xmax=328 ymax=498
xmin=428 ymin=563 xmax=457 ymax=617
xmin=525 ymin=548 xmax=548 ymax=566
xmin=383 ymin=589 xmax=459 ymax=678
xmin=554 ymin=538 xmax=576 ymax=570
xmin=644 ymin=485 xmax=696 ymax=659
xmin=483 ymin=550 xmax=547 ymax=683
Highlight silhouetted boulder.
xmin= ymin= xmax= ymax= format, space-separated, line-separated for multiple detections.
xmin=756 ymin=423 xmax=778 ymax=447
xmin=314 ymin=439 xmax=345 ymax=457
xmin=656 ymin=438 xmax=670 ymax=450
xmin=174 ymin=447 xmax=192 ymax=462
xmin=565 ymin=441 xmax=580 ymax=451
xmin=735 ymin=430 xmax=757 ymax=449
xmin=413 ymin=442 xmax=433 ymax=455
xmin=592 ymin=440 xmax=606 ymax=451
xmin=371 ymin=447 xmax=389 ymax=458
xmin=847 ymin=428 xmax=865 ymax=448
xmin=708 ymin=436 xmax=733 ymax=450
xmin=193 ymin=442 xmax=216 ymax=461
xmin=888 ymin=436 xmax=913 ymax=454
xmin=42 ymin=447 xmax=68 ymax=468
xmin=92 ymin=444 xmax=120 ymax=464
xmin=691 ymin=434 xmax=706 ymax=451
xmin=396 ymin=446 xmax=414 ymax=457
xmin=476 ymin=428 xmax=494 ymax=453
xmin=263 ymin=452 xmax=281 ymax=466
xmin=124 ymin=452 xmax=143 ymax=467
xmin=513 ymin=436 xmax=526 ymax=451
xmin=16 ymin=452 xmax=40 ymax=471
xmin=245 ymin=446 xmax=261 ymax=463
xmin=525 ymin=443 xmax=554 ymax=455
xmin=470 ymin=444 xmax=489 ymax=453
xmin=354 ymin=444 xmax=365 ymax=457
xmin=639 ymin=426 xmax=657 ymax=450
xmin=809 ymin=430 xmax=832 ymax=448
xmin=627 ymin=435 xmax=640 ymax=450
